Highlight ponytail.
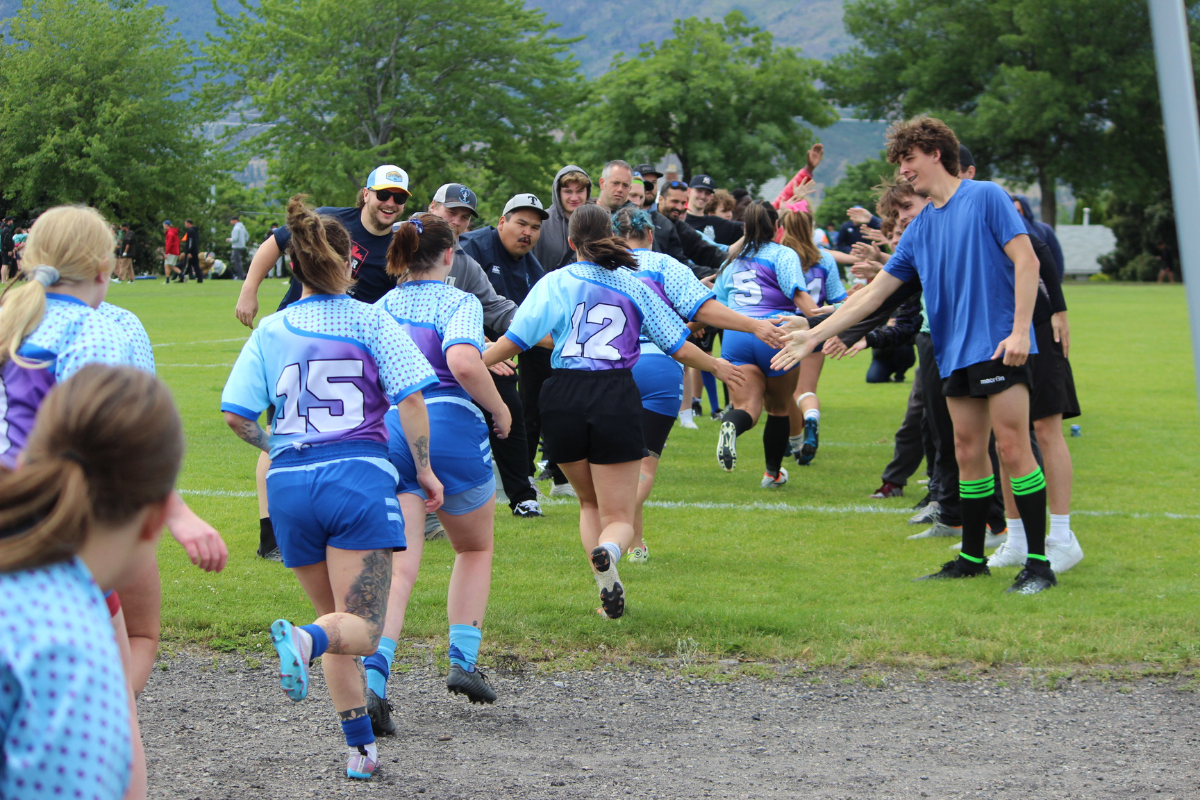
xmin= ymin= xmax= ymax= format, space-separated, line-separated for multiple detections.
xmin=721 ymin=201 xmax=777 ymax=272
xmin=386 ymin=213 xmax=455 ymax=283
xmin=779 ymin=208 xmax=821 ymax=270
xmin=611 ymin=206 xmax=655 ymax=243
xmin=286 ymin=195 xmax=353 ymax=295
xmin=567 ymin=204 xmax=637 ymax=271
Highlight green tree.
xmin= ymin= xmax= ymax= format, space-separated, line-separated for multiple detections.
xmin=568 ymin=12 xmax=836 ymax=192
xmin=814 ymin=154 xmax=894 ymax=231
xmin=823 ymin=0 xmax=1196 ymax=227
xmin=0 ymin=0 xmax=210 ymax=227
xmin=203 ymin=0 xmax=583 ymax=219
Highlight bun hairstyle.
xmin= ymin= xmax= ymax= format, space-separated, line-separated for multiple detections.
xmin=286 ymin=194 xmax=353 ymax=295
xmin=386 ymin=213 xmax=456 ymax=283
xmin=0 ymin=365 xmax=183 ymax=573
xmin=0 ymin=205 xmax=115 ymax=367
xmin=721 ymin=201 xmax=778 ymax=271
xmin=567 ymin=204 xmax=637 ymax=271
xmin=779 ymin=208 xmax=821 ymax=270
xmin=611 ymin=206 xmax=655 ymax=243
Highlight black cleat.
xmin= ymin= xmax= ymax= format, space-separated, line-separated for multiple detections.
xmin=590 ymin=546 xmax=625 ymax=619
xmin=915 ymin=557 xmax=991 ymax=581
xmin=691 ymin=398 xmax=702 ymax=416
xmin=446 ymin=664 xmax=497 ymax=704
xmin=1005 ymin=558 xmax=1057 ymax=595
xmin=366 ymin=688 xmax=396 ymax=736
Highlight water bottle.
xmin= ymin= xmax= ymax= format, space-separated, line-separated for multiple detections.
xmin=1070 ymin=424 xmax=1081 ymax=437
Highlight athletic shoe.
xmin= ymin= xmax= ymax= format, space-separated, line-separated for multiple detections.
xmin=528 ymin=476 xmax=547 ymax=500
xmin=366 ymin=688 xmax=396 ymax=736
xmin=912 ymin=492 xmax=931 ymax=508
xmin=535 ymin=465 xmax=554 ymax=481
xmin=987 ymin=540 xmax=1028 ymax=569
xmin=691 ymin=398 xmax=702 ymax=417
xmin=424 ymin=522 xmax=447 ymax=541
xmin=679 ymin=411 xmax=699 ymax=430
xmin=1047 ymin=532 xmax=1084 ymax=574
xmin=269 ymin=619 xmax=311 ymax=702
xmin=869 ymin=481 xmax=904 ymax=499
xmin=761 ymin=468 xmax=788 ymax=488
xmin=709 ymin=410 xmax=723 ymax=421
xmin=949 ymin=530 xmax=1007 ymax=551
xmin=909 ymin=501 xmax=940 ymax=525
xmin=550 ymin=481 xmax=577 ymax=498
xmin=914 ymin=558 xmax=990 ymax=581
xmin=795 ymin=417 xmax=819 ymax=466
xmin=346 ymin=745 xmax=379 ymax=780
xmin=446 ymin=664 xmax=497 ymax=704
xmin=512 ymin=500 xmax=544 ymax=518
xmin=627 ymin=544 xmax=649 ymax=564
xmin=907 ymin=521 xmax=961 ymax=540
xmin=716 ymin=421 xmax=737 ymax=472
xmin=590 ymin=546 xmax=625 ymax=619
xmin=258 ymin=546 xmax=284 ymax=562
xmin=1005 ymin=559 xmax=1057 ymax=595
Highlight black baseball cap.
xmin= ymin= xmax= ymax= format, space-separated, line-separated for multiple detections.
xmin=959 ymin=144 xmax=976 ymax=170
xmin=432 ymin=183 xmax=478 ymax=217
xmin=689 ymin=174 xmax=715 ymax=190
xmin=633 ymin=163 xmax=663 ymax=179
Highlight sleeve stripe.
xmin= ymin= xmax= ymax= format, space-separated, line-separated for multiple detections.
xmin=504 ymin=331 xmax=531 ymax=351
xmin=662 ymin=328 xmax=689 ymax=356
xmin=389 ymin=375 xmax=439 ymax=405
xmin=442 ymin=338 xmax=484 ymax=353
xmin=220 ymin=402 xmax=263 ymax=420
xmin=686 ymin=293 xmax=715 ymax=321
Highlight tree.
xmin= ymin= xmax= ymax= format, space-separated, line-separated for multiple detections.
xmin=0 ymin=0 xmax=211 ymax=226
xmin=567 ymin=12 xmax=837 ymax=192
xmin=814 ymin=154 xmax=894 ymax=231
xmin=823 ymin=0 xmax=1197 ymax=227
xmin=203 ymin=0 xmax=584 ymax=219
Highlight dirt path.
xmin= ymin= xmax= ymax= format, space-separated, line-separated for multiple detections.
xmin=140 ymin=651 xmax=1199 ymax=799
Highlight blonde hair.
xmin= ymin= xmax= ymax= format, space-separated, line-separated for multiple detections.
xmin=779 ymin=208 xmax=822 ymax=270
xmin=0 ymin=206 xmax=115 ymax=367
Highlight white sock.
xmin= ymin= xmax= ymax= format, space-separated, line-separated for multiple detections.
xmin=679 ymin=409 xmax=693 ymax=423
xmin=789 ymin=434 xmax=804 ymax=450
xmin=804 ymin=409 xmax=820 ymax=423
xmin=602 ymin=541 xmax=622 ymax=566
xmin=1049 ymin=514 xmax=1072 ymax=546
xmin=295 ymin=626 xmax=314 ymax=662
xmin=1005 ymin=517 xmax=1027 ymax=553
xmin=351 ymin=742 xmax=378 ymax=761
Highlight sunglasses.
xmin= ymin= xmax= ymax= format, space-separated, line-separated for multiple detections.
xmin=373 ymin=188 xmax=409 ymax=203
xmin=664 ymin=180 xmax=688 ymax=190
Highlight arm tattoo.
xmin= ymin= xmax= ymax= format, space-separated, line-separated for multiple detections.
xmin=234 ymin=418 xmax=270 ymax=452
xmin=414 ymin=435 xmax=430 ymax=469
xmin=344 ymin=549 xmax=392 ymax=634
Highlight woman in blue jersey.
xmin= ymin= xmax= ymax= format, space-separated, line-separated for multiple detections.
xmin=612 ymin=206 xmax=775 ymax=563
xmin=483 ymin=204 xmax=742 ymax=618
xmin=779 ymin=208 xmax=848 ymax=467
xmin=713 ymin=201 xmax=815 ymax=487
xmin=222 ymin=196 xmax=440 ymax=780
xmin=362 ymin=213 xmax=512 ymax=726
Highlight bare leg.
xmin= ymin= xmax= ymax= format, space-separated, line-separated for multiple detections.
xmin=630 ymin=455 xmax=661 ymax=552
xmin=380 ymin=493 xmax=428 ymax=643
xmin=558 ymin=459 xmax=641 ymax=557
xmin=116 ymin=553 xmax=161 ymax=696
xmin=440 ymin=496 xmax=495 ymax=628
xmin=728 ymin=366 xmax=767 ymax=425
xmin=1033 ymin=415 xmax=1072 ymax=515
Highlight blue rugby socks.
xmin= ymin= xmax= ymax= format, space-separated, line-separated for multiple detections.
xmin=364 ymin=636 xmax=397 ymax=699
xmin=448 ymin=625 xmax=482 ymax=672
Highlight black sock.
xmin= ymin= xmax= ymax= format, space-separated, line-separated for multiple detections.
xmin=258 ymin=516 xmax=277 ymax=556
xmin=959 ymin=475 xmax=995 ymax=563
xmin=722 ymin=408 xmax=754 ymax=437
xmin=763 ymin=414 xmax=790 ymax=474
xmin=1011 ymin=467 xmax=1048 ymax=560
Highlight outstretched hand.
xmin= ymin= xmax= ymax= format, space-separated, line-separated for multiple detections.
xmin=770 ymin=330 xmax=819 ymax=372
xmin=806 ymin=143 xmax=825 ymax=173
xmin=752 ymin=317 xmax=785 ymax=349
xmin=712 ymin=358 xmax=747 ymax=390
xmin=774 ymin=315 xmax=810 ymax=335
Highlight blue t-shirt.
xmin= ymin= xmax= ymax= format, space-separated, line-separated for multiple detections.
xmin=221 ymin=294 xmax=437 ymax=460
xmin=0 ymin=558 xmax=131 ymax=800
xmin=714 ymin=241 xmax=805 ymax=318
xmin=273 ymin=207 xmax=395 ymax=304
xmin=802 ymin=250 xmax=848 ymax=307
xmin=629 ymin=249 xmax=714 ymax=355
xmin=0 ymin=296 xmax=135 ymax=466
xmin=884 ymin=180 xmax=1036 ymax=378
xmin=376 ymin=281 xmax=485 ymax=399
xmin=95 ymin=301 xmax=156 ymax=374
xmin=504 ymin=262 xmax=690 ymax=370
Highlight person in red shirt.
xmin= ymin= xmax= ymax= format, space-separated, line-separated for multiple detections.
xmin=162 ymin=220 xmax=182 ymax=283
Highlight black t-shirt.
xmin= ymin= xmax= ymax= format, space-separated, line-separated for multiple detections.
xmin=121 ymin=230 xmax=136 ymax=257
xmin=184 ymin=225 xmax=200 ymax=254
xmin=273 ymin=206 xmax=394 ymax=304
xmin=684 ymin=213 xmax=743 ymax=246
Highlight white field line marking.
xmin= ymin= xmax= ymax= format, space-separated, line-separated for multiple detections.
xmin=152 ymin=337 xmax=248 ymax=348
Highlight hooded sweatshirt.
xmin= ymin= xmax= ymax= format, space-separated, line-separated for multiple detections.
xmin=1013 ymin=194 xmax=1064 ymax=281
xmin=533 ymin=164 xmax=591 ymax=272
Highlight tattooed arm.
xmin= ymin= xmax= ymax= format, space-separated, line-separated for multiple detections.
xmin=224 ymin=412 xmax=270 ymax=452
xmin=395 ymin=392 xmax=444 ymax=512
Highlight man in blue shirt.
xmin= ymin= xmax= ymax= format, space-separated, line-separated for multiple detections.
xmin=772 ymin=116 xmax=1056 ymax=595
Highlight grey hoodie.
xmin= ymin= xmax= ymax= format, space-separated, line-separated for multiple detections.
xmin=532 ymin=164 xmax=591 ymax=272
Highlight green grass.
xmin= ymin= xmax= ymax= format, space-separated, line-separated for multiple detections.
xmin=111 ymin=278 xmax=1200 ymax=668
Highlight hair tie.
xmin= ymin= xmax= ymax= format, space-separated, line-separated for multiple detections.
xmin=409 ymin=217 xmax=424 ymax=234
xmin=31 ymin=265 xmax=60 ymax=288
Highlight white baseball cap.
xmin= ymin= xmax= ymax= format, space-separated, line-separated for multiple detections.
xmin=365 ymin=165 xmax=411 ymax=197
xmin=502 ymin=192 xmax=548 ymax=220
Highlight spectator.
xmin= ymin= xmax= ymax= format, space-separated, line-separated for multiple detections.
xmin=0 ymin=217 xmax=14 ymax=283
xmin=627 ymin=176 xmax=646 ymax=209
xmin=632 ymin=162 xmax=662 ymax=210
xmin=226 ymin=214 xmax=248 ymax=279
xmin=656 ymin=181 xmax=728 ymax=275
xmin=1011 ymin=193 xmax=1065 ymax=281
xmin=162 ymin=220 xmax=182 ymax=283
xmin=705 ymin=189 xmax=736 ymax=219
xmin=731 ymin=189 xmax=752 ymax=222
xmin=834 ymin=206 xmax=883 ymax=255
xmin=117 ymin=223 xmax=136 ymax=282
xmin=533 ymin=165 xmax=591 ymax=272
xmin=182 ymin=219 xmax=203 ymax=283
xmin=686 ymin=182 xmax=743 ymax=246
xmin=773 ymin=144 xmax=824 ymax=213
xmin=595 ymin=160 xmax=633 ymax=211
xmin=686 ymin=174 xmax=715 ymax=217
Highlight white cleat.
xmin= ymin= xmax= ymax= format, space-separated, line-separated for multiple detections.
xmin=950 ymin=531 xmax=1007 ymax=551
xmin=550 ymin=481 xmax=577 ymax=498
xmin=987 ymin=540 xmax=1028 ymax=569
xmin=1047 ymin=531 xmax=1084 ymax=574
xmin=679 ymin=412 xmax=699 ymax=430
xmin=760 ymin=468 xmax=788 ymax=488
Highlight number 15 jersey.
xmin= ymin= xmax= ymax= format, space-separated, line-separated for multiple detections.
xmin=221 ymin=294 xmax=437 ymax=460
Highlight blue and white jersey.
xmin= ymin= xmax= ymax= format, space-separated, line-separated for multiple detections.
xmin=715 ymin=241 xmax=805 ymax=318
xmin=802 ymin=250 xmax=848 ymax=307
xmin=0 ymin=295 xmax=133 ymax=466
xmin=1 ymin=558 xmax=131 ymax=800
xmin=96 ymin=301 xmax=156 ymax=373
xmin=376 ymin=281 xmax=484 ymax=400
xmin=504 ymin=262 xmax=690 ymax=370
xmin=221 ymin=294 xmax=437 ymax=460
xmin=628 ymin=248 xmax=714 ymax=356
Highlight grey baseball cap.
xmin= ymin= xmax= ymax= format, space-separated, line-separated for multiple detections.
xmin=432 ymin=183 xmax=478 ymax=216
xmin=502 ymin=192 xmax=549 ymax=220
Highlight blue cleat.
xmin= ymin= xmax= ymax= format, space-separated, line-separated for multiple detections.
xmin=270 ymin=619 xmax=310 ymax=702
xmin=795 ymin=417 xmax=819 ymax=466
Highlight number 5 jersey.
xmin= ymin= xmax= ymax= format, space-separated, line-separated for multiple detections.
xmin=714 ymin=241 xmax=805 ymax=318
xmin=221 ymin=294 xmax=437 ymax=459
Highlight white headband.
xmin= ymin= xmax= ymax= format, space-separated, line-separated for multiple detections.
xmin=30 ymin=265 xmax=60 ymax=287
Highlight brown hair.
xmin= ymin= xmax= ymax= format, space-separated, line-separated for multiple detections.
xmin=705 ymin=189 xmax=735 ymax=215
xmin=881 ymin=217 xmax=896 ymax=239
xmin=722 ymin=201 xmax=778 ymax=271
xmin=559 ymin=170 xmax=591 ymax=191
xmin=886 ymin=116 xmax=960 ymax=176
xmin=873 ymin=176 xmax=921 ymax=220
xmin=779 ymin=209 xmax=822 ymax=270
xmin=286 ymin=195 xmax=353 ymax=295
xmin=567 ymin=204 xmax=637 ymax=271
xmin=386 ymin=213 xmax=456 ymax=282
xmin=0 ymin=365 xmax=183 ymax=573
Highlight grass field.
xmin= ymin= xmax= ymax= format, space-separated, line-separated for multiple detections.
xmin=112 ymin=278 xmax=1200 ymax=670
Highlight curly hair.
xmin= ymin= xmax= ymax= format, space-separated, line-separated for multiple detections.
xmin=885 ymin=116 xmax=960 ymax=177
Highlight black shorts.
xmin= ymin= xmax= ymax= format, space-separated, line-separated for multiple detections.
xmin=641 ymin=409 xmax=676 ymax=459
xmin=688 ymin=327 xmax=719 ymax=353
xmin=539 ymin=369 xmax=647 ymax=465
xmin=1029 ymin=320 xmax=1081 ymax=421
xmin=941 ymin=359 xmax=1032 ymax=399
xmin=277 ymin=277 xmax=303 ymax=312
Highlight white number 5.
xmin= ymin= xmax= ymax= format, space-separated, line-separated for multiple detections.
xmin=732 ymin=269 xmax=762 ymax=306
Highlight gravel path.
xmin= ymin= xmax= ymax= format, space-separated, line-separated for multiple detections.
xmin=141 ymin=651 xmax=1200 ymax=799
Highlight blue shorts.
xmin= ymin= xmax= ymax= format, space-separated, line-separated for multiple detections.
xmin=721 ymin=328 xmax=792 ymax=378
xmin=632 ymin=350 xmax=684 ymax=417
xmin=401 ymin=475 xmax=497 ymax=516
xmin=266 ymin=441 xmax=405 ymax=568
xmin=387 ymin=393 xmax=493 ymax=497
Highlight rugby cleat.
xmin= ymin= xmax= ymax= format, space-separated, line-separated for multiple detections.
xmin=716 ymin=421 xmax=738 ymax=472
xmin=907 ymin=522 xmax=961 ymax=540
xmin=1005 ymin=559 xmax=1057 ymax=595
xmin=795 ymin=417 xmax=819 ymax=465
xmin=869 ymin=481 xmax=904 ymax=499
xmin=761 ymin=468 xmax=789 ymax=488
xmin=987 ymin=540 xmax=1028 ymax=569
xmin=915 ymin=558 xmax=991 ymax=581
xmin=679 ymin=411 xmax=699 ymax=430
xmin=269 ymin=619 xmax=311 ymax=702
xmin=691 ymin=398 xmax=703 ymax=417
xmin=949 ymin=530 xmax=1007 ymax=551
xmin=446 ymin=664 xmax=497 ymax=704
xmin=909 ymin=501 xmax=940 ymax=525
xmin=1047 ymin=532 xmax=1084 ymax=574
xmin=591 ymin=546 xmax=625 ymax=619
xmin=346 ymin=745 xmax=379 ymax=780
xmin=627 ymin=544 xmax=649 ymax=564
xmin=512 ymin=500 xmax=544 ymax=518
xmin=550 ymin=481 xmax=577 ymax=498
xmin=366 ymin=688 xmax=396 ymax=737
